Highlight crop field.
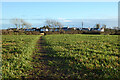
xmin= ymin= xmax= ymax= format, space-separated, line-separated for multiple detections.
xmin=2 ymin=35 xmax=40 ymax=78
xmin=1 ymin=34 xmax=120 ymax=79
xmin=43 ymin=34 xmax=120 ymax=79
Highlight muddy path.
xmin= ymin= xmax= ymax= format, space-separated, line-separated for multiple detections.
xmin=27 ymin=36 xmax=62 ymax=79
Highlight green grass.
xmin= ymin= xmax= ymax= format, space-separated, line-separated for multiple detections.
xmin=2 ymin=35 xmax=40 ymax=79
xmin=43 ymin=34 xmax=120 ymax=79
xmin=2 ymin=34 xmax=120 ymax=79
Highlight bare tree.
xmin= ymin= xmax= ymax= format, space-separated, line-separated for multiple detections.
xmin=25 ymin=22 xmax=32 ymax=29
xmin=11 ymin=18 xmax=32 ymax=30
xmin=11 ymin=18 xmax=21 ymax=29
xmin=21 ymin=19 xmax=32 ymax=29
xmin=56 ymin=21 xmax=62 ymax=28
xmin=21 ymin=19 xmax=25 ymax=29
xmin=45 ymin=19 xmax=62 ymax=28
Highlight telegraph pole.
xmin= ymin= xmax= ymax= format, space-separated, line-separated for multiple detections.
xmin=82 ymin=21 xmax=83 ymax=28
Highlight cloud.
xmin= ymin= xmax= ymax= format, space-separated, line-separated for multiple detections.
xmin=58 ymin=18 xmax=72 ymax=22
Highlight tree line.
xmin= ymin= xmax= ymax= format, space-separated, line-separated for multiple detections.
xmin=11 ymin=18 xmax=119 ymax=30
xmin=11 ymin=18 xmax=62 ymax=30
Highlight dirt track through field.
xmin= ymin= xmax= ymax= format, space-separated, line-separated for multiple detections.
xmin=27 ymin=36 xmax=59 ymax=79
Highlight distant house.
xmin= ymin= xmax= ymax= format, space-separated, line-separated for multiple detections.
xmin=68 ymin=27 xmax=77 ymax=30
xmin=90 ymin=28 xmax=104 ymax=32
xmin=71 ymin=27 xmax=77 ymax=30
xmin=40 ymin=28 xmax=49 ymax=32
xmin=100 ymin=28 xmax=104 ymax=32
xmin=25 ymin=29 xmax=35 ymax=31
xmin=49 ymin=28 xmax=54 ymax=31
xmin=81 ymin=28 xmax=90 ymax=31
xmin=31 ymin=27 xmax=40 ymax=31
xmin=55 ymin=28 xmax=59 ymax=31
xmin=35 ymin=29 xmax=40 ymax=31
xmin=62 ymin=26 xmax=69 ymax=31
xmin=90 ymin=28 xmax=99 ymax=31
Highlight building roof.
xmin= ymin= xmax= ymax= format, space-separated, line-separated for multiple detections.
xmin=62 ymin=27 xmax=68 ymax=29
xmin=90 ymin=28 xmax=99 ymax=30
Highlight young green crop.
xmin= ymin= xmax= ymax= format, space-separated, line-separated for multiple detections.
xmin=43 ymin=34 xmax=120 ymax=79
xmin=2 ymin=35 xmax=40 ymax=79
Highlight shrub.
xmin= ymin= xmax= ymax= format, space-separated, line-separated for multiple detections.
xmin=82 ymin=31 xmax=101 ymax=34
xmin=2 ymin=30 xmax=41 ymax=35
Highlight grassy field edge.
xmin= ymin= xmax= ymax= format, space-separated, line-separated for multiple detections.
xmin=2 ymin=35 xmax=41 ymax=79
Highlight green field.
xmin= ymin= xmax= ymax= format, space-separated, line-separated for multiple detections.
xmin=43 ymin=34 xmax=120 ymax=79
xmin=2 ymin=35 xmax=40 ymax=78
xmin=2 ymin=34 xmax=120 ymax=79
